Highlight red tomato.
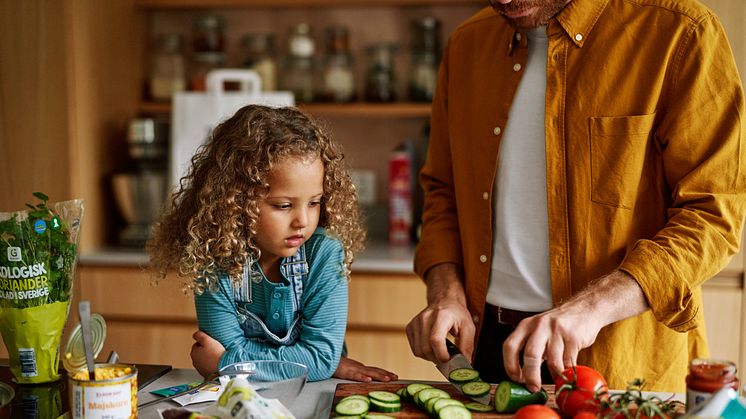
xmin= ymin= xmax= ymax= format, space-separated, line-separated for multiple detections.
xmin=572 ymin=412 xmax=598 ymax=419
xmin=515 ymin=405 xmax=562 ymax=419
xmin=554 ymin=365 xmax=608 ymax=417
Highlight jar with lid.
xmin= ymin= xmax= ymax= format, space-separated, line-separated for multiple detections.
xmin=365 ymin=43 xmax=399 ymax=102
xmin=280 ymin=23 xmax=316 ymax=103
xmin=149 ymin=34 xmax=186 ymax=101
xmin=319 ymin=26 xmax=355 ymax=103
xmin=408 ymin=17 xmax=442 ymax=102
xmin=192 ymin=14 xmax=226 ymax=54
xmin=685 ymin=358 xmax=739 ymax=411
xmin=241 ymin=33 xmax=277 ymax=91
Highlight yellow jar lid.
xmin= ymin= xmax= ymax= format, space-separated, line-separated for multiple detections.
xmin=62 ymin=313 xmax=106 ymax=372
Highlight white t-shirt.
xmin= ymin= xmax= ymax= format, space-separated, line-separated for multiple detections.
xmin=487 ymin=26 xmax=553 ymax=312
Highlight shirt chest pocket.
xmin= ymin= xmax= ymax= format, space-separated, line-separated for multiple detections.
xmin=589 ymin=113 xmax=656 ymax=209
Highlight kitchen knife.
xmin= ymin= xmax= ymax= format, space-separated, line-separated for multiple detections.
xmin=435 ymin=338 xmax=492 ymax=405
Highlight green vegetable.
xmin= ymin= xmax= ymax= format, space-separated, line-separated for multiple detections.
xmin=494 ymin=380 xmax=548 ymax=413
xmin=0 ymin=192 xmax=82 ymax=308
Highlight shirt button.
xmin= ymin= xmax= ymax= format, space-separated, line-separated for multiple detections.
xmin=513 ymin=63 xmax=522 ymax=72
xmin=472 ymin=314 xmax=480 ymax=323
xmin=480 ymin=255 xmax=487 ymax=263
xmin=482 ymin=192 xmax=489 ymax=200
xmin=273 ymin=292 xmax=281 ymax=299
xmin=515 ymin=33 xmax=522 ymax=41
xmin=272 ymin=312 xmax=280 ymax=320
xmin=575 ymin=33 xmax=583 ymax=41
xmin=493 ymin=126 xmax=502 ymax=136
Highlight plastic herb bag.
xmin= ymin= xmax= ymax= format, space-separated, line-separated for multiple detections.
xmin=0 ymin=193 xmax=84 ymax=384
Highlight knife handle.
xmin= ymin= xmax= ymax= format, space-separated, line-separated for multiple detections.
xmin=445 ymin=338 xmax=461 ymax=357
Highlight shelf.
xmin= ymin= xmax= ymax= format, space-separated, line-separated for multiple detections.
xmin=139 ymin=101 xmax=432 ymax=118
xmin=136 ymin=0 xmax=483 ymax=8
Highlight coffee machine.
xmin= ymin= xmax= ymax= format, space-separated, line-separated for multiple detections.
xmin=112 ymin=118 xmax=169 ymax=247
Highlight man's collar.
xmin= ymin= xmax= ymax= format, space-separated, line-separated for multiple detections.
xmin=553 ymin=0 xmax=610 ymax=47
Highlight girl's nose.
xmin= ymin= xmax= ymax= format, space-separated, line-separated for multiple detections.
xmin=292 ymin=209 xmax=308 ymax=228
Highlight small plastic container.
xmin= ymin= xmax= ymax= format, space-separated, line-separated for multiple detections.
xmin=685 ymin=358 xmax=739 ymax=412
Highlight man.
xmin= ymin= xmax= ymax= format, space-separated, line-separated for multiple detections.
xmin=406 ymin=0 xmax=745 ymax=392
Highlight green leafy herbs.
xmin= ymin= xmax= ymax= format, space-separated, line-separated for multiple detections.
xmin=0 ymin=192 xmax=79 ymax=308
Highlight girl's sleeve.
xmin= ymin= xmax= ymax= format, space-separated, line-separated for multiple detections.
xmin=195 ymin=238 xmax=348 ymax=382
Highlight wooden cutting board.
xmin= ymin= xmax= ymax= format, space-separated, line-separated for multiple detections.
xmin=330 ymin=382 xmax=557 ymax=418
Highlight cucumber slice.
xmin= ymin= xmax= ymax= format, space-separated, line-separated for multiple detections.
xmin=369 ymin=398 xmax=401 ymax=413
xmin=416 ymin=387 xmax=451 ymax=407
xmin=338 ymin=395 xmax=369 ymax=404
xmin=494 ymin=380 xmax=549 ymax=413
xmin=426 ymin=396 xmax=447 ymax=415
xmin=448 ymin=368 xmax=480 ymax=384
xmin=438 ymin=404 xmax=473 ymax=419
xmin=395 ymin=387 xmax=408 ymax=400
xmin=406 ymin=383 xmax=433 ymax=399
xmin=434 ymin=398 xmax=465 ymax=414
xmin=461 ymin=381 xmax=491 ymax=398
xmin=464 ymin=401 xmax=495 ymax=412
xmin=364 ymin=415 xmax=395 ymax=419
xmin=368 ymin=390 xmax=400 ymax=404
xmin=334 ymin=397 xmax=369 ymax=416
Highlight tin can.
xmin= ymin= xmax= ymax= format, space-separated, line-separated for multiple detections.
xmin=685 ymin=358 xmax=739 ymax=411
xmin=68 ymin=363 xmax=138 ymax=419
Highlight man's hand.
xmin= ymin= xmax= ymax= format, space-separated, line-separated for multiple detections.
xmin=332 ymin=357 xmax=399 ymax=382
xmin=406 ymin=263 xmax=476 ymax=364
xmin=502 ymin=270 xmax=649 ymax=392
xmin=190 ymin=330 xmax=225 ymax=378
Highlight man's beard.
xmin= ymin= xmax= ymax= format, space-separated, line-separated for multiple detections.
xmin=492 ymin=0 xmax=568 ymax=29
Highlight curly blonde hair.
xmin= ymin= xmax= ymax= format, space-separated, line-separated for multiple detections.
xmin=147 ymin=105 xmax=365 ymax=292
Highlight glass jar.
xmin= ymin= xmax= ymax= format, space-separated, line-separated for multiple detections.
xmin=365 ymin=43 xmax=399 ymax=102
xmin=408 ymin=17 xmax=442 ymax=102
xmin=192 ymin=14 xmax=226 ymax=54
xmin=281 ymin=23 xmax=316 ymax=103
xmin=685 ymin=358 xmax=739 ymax=412
xmin=241 ymin=33 xmax=277 ymax=91
xmin=148 ymin=34 xmax=186 ymax=101
xmin=319 ymin=26 xmax=355 ymax=103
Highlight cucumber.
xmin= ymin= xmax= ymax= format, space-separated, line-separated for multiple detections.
xmin=494 ymin=380 xmax=549 ymax=413
xmin=464 ymin=401 xmax=495 ymax=413
xmin=406 ymin=383 xmax=433 ymax=399
xmin=395 ymin=387 xmax=408 ymax=400
xmin=448 ymin=368 xmax=480 ymax=384
xmin=364 ymin=415 xmax=394 ymax=419
xmin=334 ymin=397 xmax=369 ymax=416
xmin=434 ymin=398 xmax=465 ymax=414
xmin=416 ymin=387 xmax=451 ymax=408
xmin=338 ymin=395 xmax=369 ymax=404
xmin=438 ymin=404 xmax=473 ymax=419
xmin=461 ymin=381 xmax=491 ymax=398
xmin=369 ymin=398 xmax=401 ymax=413
xmin=425 ymin=396 xmax=447 ymax=415
xmin=368 ymin=390 xmax=400 ymax=404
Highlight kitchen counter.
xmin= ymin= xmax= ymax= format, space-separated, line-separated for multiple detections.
xmin=137 ymin=368 xmax=345 ymax=419
xmin=80 ymin=242 xmax=416 ymax=274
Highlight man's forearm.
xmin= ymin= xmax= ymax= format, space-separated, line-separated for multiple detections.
xmin=424 ymin=262 xmax=467 ymax=306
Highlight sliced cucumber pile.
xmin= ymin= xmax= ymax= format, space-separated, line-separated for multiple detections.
xmin=493 ymin=380 xmax=549 ymax=413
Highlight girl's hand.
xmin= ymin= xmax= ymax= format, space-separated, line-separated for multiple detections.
xmin=190 ymin=330 xmax=225 ymax=378
xmin=332 ymin=357 xmax=398 ymax=382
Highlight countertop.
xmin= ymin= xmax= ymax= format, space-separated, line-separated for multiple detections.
xmin=80 ymin=242 xmax=416 ymax=274
xmin=137 ymin=368 xmax=344 ymax=419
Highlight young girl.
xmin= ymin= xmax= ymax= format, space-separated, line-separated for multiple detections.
xmin=148 ymin=105 xmax=397 ymax=383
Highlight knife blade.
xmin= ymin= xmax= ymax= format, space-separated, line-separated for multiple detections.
xmin=435 ymin=338 xmax=492 ymax=405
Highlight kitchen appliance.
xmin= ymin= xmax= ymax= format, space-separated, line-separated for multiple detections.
xmin=112 ymin=118 xmax=169 ymax=247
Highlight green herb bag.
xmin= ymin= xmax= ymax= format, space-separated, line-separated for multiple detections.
xmin=0 ymin=194 xmax=83 ymax=384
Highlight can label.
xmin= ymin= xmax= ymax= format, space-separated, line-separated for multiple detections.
xmin=68 ymin=364 xmax=137 ymax=419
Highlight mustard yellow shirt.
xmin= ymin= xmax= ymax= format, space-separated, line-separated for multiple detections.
xmin=415 ymin=0 xmax=745 ymax=392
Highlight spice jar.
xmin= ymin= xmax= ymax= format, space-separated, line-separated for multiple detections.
xmin=192 ymin=14 xmax=226 ymax=54
xmin=148 ymin=34 xmax=186 ymax=101
xmin=685 ymin=358 xmax=739 ymax=411
xmin=319 ymin=26 xmax=355 ymax=103
xmin=281 ymin=23 xmax=316 ymax=103
xmin=365 ymin=43 xmax=399 ymax=102
xmin=408 ymin=17 xmax=441 ymax=102
xmin=241 ymin=33 xmax=277 ymax=91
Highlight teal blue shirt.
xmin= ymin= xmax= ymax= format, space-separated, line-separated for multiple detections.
xmin=195 ymin=228 xmax=348 ymax=381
